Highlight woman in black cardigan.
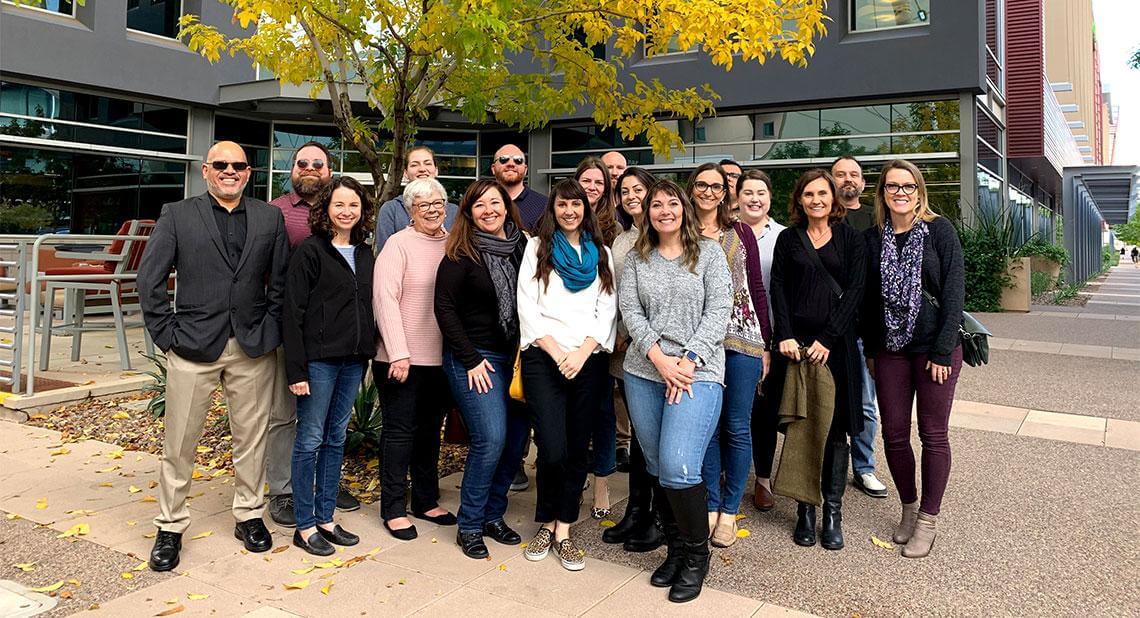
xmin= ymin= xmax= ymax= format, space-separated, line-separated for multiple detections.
xmin=769 ymin=168 xmax=865 ymax=551
xmin=861 ymin=159 xmax=964 ymax=559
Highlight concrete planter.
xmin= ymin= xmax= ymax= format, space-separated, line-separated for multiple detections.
xmin=1001 ymin=257 xmax=1031 ymax=312
xmin=1029 ymin=255 xmax=1062 ymax=281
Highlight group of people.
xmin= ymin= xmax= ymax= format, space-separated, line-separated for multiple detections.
xmin=137 ymin=138 xmax=965 ymax=604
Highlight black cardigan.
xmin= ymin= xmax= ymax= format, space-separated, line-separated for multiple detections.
xmin=768 ymin=222 xmax=866 ymax=438
xmin=282 ymin=236 xmax=378 ymax=384
xmin=861 ymin=215 xmax=965 ymax=365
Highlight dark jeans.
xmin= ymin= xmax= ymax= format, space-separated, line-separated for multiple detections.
xmin=521 ymin=348 xmax=608 ymax=524
xmin=751 ymin=355 xmax=784 ymax=479
xmin=874 ymin=346 xmax=963 ymax=516
xmin=442 ymin=348 xmax=529 ymax=534
xmin=292 ymin=358 xmax=365 ymax=530
xmin=591 ymin=376 xmax=618 ymax=476
xmin=704 ymin=351 xmax=763 ymax=514
xmin=373 ymin=361 xmax=450 ymax=521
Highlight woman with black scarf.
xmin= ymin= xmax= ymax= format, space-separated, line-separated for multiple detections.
xmin=435 ymin=179 xmax=530 ymax=560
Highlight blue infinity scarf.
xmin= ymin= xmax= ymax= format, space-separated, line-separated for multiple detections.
xmin=551 ymin=228 xmax=599 ymax=292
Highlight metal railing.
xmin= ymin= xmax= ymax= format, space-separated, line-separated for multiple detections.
xmin=0 ymin=235 xmax=38 ymax=395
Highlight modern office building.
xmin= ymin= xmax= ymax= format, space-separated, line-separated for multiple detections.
xmin=3 ymin=1 xmax=1018 ymax=234
xmin=1043 ymin=0 xmax=1108 ymax=165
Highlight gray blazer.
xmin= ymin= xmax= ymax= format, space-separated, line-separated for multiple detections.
xmin=137 ymin=193 xmax=289 ymax=363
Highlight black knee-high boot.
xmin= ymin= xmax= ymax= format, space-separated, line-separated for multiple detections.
xmin=664 ymin=484 xmax=710 ymax=603
xmin=649 ymin=479 xmax=683 ymax=587
xmin=820 ymin=440 xmax=850 ymax=550
xmin=603 ymin=432 xmax=662 ymax=550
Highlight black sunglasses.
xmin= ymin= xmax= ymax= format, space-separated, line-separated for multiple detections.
xmin=497 ymin=155 xmax=525 ymax=165
xmin=207 ymin=161 xmax=250 ymax=172
xmin=295 ymin=159 xmax=326 ymax=170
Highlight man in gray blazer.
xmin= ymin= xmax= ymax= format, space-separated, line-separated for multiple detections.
xmin=137 ymin=141 xmax=289 ymax=572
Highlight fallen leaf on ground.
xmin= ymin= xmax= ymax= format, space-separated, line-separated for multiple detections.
xmin=5 ymin=513 xmax=19 ymax=520
xmin=132 ymin=561 xmax=148 ymax=571
xmin=735 ymin=528 xmax=751 ymax=538
xmin=314 ymin=558 xmax=343 ymax=569
xmin=598 ymin=520 xmax=616 ymax=528
xmin=127 ymin=520 xmax=138 ymax=526
xmin=35 ymin=498 xmax=48 ymax=510
xmin=271 ymin=545 xmax=289 ymax=554
xmin=190 ymin=531 xmax=212 ymax=540
xmin=498 ymin=564 xmax=507 ymax=571
xmin=12 ymin=563 xmax=36 ymax=572
xmin=321 ymin=581 xmax=333 ymax=595
xmin=112 ymin=411 xmax=131 ymax=420
xmin=57 ymin=523 xmax=90 ymax=538
xmin=60 ymin=590 xmax=73 ymax=599
xmin=870 ymin=535 xmax=895 ymax=550
xmin=149 ymin=480 xmax=159 ymax=489
xmin=735 ymin=513 xmax=747 ymax=521
xmin=155 ymin=605 xmax=185 ymax=616
xmin=96 ymin=466 xmax=120 ymax=473
xmin=141 ymin=496 xmax=157 ymax=503
xmin=29 ymin=414 xmax=47 ymax=420
xmin=106 ymin=449 xmax=124 ymax=459
xmin=121 ymin=572 xmax=133 ymax=579
xmin=186 ymin=593 xmax=209 ymax=601
xmin=67 ymin=579 xmax=79 ymax=586
xmin=291 ymin=567 xmax=315 ymax=575
xmin=49 ymin=447 xmax=70 ymax=456
xmin=144 ymin=532 xmax=157 ymax=539
xmin=98 ymin=482 xmax=115 ymax=488
xmin=65 ymin=509 xmax=96 ymax=516
xmin=128 ymin=485 xmax=142 ymax=494
xmin=283 ymin=579 xmax=311 ymax=590
xmin=164 ymin=598 xmax=179 ymax=605
xmin=30 ymin=581 xmax=64 ymax=593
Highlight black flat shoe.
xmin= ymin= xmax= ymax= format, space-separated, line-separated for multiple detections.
xmin=384 ymin=520 xmax=418 ymax=541
xmin=336 ymin=486 xmax=361 ymax=512
xmin=457 ymin=530 xmax=489 ymax=559
xmin=412 ymin=510 xmax=458 ymax=526
xmin=293 ymin=529 xmax=335 ymax=556
xmin=482 ymin=519 xmax=521 ymax=545
xmin=317 ymin=524 xmax=360 ymax=546
xmin=149 ymin=530 xmax=182 ymax=572
xmin=234 ymin=519 xmax=273 ymax=553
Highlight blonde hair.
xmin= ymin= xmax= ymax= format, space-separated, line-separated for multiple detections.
xmin=873 ymin=159 xmax=938 ymax=229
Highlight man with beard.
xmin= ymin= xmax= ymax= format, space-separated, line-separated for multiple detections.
xmin=138 ymin=141 xmax=288 ymax=570
xmin=719 ymin=159 xmax=744 ymax=214
xmin=374 ymin=145 xmax=459 ymax=252
xmin=265 ymin=142 xmax=360 ymax=527
xmin=830 ymin=155 xmax=889 ymax=499
xmin=491 ymin=144 xmax=546 ymax=232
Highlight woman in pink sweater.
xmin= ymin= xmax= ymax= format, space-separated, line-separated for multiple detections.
xmin=373 ymin=177 xmax=457 ymax=540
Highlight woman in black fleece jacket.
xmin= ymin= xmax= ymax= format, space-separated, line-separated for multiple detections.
xmin=861 ymin=159 xmax=964 ymax=560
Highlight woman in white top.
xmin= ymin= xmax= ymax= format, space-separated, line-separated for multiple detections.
xmin=517 ymin=179 xmax=617 ymax=571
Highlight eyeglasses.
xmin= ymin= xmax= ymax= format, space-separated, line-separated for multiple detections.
xmin=884 ymin=182 xmax=919 ymax=195
xmin=414 ymin=200 xmax=446 ymax=212
xmin=207 ymin=161 xmax=250 ymax=172
xmin=724 ymin=172 xmax=741 ymax=180
xmin=496 ymin=155 xmax=525 ymax=165
xmin=295 ymin=159 xmax=326 ymax=170
xmin=693 ymin=181 xmax=725 ymax=194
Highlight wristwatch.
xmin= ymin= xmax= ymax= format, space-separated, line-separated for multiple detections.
xmin=683 ymin=350 xmax=704 ymax=367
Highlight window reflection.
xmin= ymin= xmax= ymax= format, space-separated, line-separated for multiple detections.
xmin=851 ymin=0 xmax=931 ymax=31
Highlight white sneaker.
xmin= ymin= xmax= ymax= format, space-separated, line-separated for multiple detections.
xmin=855 ymin=473 xmax=888 ymax=498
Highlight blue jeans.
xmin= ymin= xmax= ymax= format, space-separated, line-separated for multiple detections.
xmin=442 ymin=348 xmax=529 ymax=534
xmin=623 ymin=372 xmax=723 ymax=490
xmin=291 ymin=358 xmax=365 ymax=530
xmin=851 ymin=339 xmax=879 ymax=475
xmin=703 ymin=351 xmax=762 ymax=514
xmin=591 ymin=376 xmax=618 ymax=476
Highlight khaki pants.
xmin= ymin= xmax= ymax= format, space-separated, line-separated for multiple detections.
xmin=154 ymin=338 xmax=275 ymax=533
xmin=265 ymin=347 xmax=297 ymax=496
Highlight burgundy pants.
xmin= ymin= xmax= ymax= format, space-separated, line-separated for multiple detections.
xmin=874 ymin=346 xmax=963 ymax=516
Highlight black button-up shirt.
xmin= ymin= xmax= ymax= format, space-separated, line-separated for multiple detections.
xmin=210 ymin=196 xmax=247 ymax=267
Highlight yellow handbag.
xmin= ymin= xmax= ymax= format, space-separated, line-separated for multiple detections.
xmin=509 ymin=349 xmax=525 ymax=402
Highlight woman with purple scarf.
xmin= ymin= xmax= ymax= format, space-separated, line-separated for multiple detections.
xmin=861 ymin=159 xmax=965 ymax=559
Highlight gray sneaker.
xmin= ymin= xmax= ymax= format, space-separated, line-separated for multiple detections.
xmin=555 ymin=538 xmax=585 ymax=571
xmin=509 ymin=465 xmax=529 ymax=492
xmin=269 ymin=494 xmax=295 ymax=527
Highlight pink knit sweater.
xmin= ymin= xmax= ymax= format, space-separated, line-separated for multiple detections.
xmin=373 ymin=227 xmax=448 ymax=365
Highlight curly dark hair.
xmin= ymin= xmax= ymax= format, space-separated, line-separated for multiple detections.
xmin=533 ymin=179 xmax=615 ymax=294
xmin=309 ymin=176 xmax=376 ymax=245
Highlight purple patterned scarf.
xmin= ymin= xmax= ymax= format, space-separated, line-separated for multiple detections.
xmin=881 ymin=219 xmax=928 ymax=351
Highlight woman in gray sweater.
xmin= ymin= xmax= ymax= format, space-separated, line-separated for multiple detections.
xmin=619 ymin=179 xmax=731 ymax=604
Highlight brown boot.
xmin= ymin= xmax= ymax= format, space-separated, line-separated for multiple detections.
xmin=892 ymin=501 xmax=919 ymax=544
xmin=752 ymin=480 xmax=775 ymax=512
xmin=901 ymin=512 xmax=937 ymax=558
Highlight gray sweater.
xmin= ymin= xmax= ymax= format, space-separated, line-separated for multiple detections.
xmin=619 ymin=238 xmax=732 ymax=384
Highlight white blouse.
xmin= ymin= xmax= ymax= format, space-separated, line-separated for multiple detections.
xmin=517 ymin=236 xmax=617 ymax=354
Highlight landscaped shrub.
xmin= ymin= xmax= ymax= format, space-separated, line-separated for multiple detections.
xmin=956 ymin=210 xmax=1019 ymax=312
xmin=1030 ymin=271 xmax=1056 ymax=296
xmin=346 ymin=380 xmax=382 ymax=457
xmin=1016 ymin=237 xmax=1069 ymax=265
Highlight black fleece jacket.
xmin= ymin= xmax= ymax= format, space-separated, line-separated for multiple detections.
xmin=861 ymin=215 xmax=965 ymax=365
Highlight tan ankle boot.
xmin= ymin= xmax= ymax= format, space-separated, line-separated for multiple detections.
xmin=901 ymin=512 xmax=937 ymax=558
xmin=710 ymin=514 xmax=738 ymax=548
xmin=892 ymin=501 xmax=920 ymax=544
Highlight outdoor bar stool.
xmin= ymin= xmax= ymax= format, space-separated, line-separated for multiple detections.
xmin=38 ymin=219 xmax=156 ymax=371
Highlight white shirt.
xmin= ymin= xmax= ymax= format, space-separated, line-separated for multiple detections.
xmin=517 ymin=236 xmax=617 ymax=354
xmin=755 ymin=218 xmax=786 ymax=323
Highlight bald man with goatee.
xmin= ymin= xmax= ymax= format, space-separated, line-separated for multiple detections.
xmin=138 ymin=141 xmax=289 ymax=571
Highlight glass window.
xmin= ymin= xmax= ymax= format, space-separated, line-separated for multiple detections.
xmin=416 ymin=130 xmax=477 ymax=156
xmin=852 ymin=0 xmax=930 ymax=31
xmin=821 ymin=105 xmax=891 ymax=137
xmin=127 ymin=0 xmax=182 ymax=38
xmin=1 ymin=0 xmax=73 ymax=16
xmin=891 ymin=101 xmax=960 ymax=132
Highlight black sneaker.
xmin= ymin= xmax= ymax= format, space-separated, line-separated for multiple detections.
xmin=336 ymin=485 xmax=361 ymax=512
xmin=509 ymin=465 xmax=529 ymax=492
xmin=269 ymin=494 xmax=296 ymax=527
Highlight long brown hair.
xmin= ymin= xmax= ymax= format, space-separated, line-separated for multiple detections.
xmin=574 ymin=157 xmax=619 ymax=245
xmin=634 ymin=180 xmax=705 ymax=273
xmin=872 ymin=159 xmax=938 ymax=229
xmin=309 ymin=176 xmax=375 ymax=245
xmin=533 ymin=180 xmax=614 ymax=294
xmin=686 ymin=162 xmax=734 ymax=233
xmin=444 ymin=179 xmax=523 ymax=263
xmin=787 ymin=168 xmax=845 ymax=227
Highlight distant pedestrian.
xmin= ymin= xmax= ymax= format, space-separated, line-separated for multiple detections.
xmin=862 ymin=159 xmax=965 ymax=559
xmin=1131 ymin=247 xmax=1138 ymax=263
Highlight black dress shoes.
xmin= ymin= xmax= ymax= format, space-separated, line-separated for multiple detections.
xmin=149 ymin=530 xmax=182 ymax=572
xmin=234 ymin=519 xmax=273 ymax=553
xmin=482 ymin=519 xmax=521 ymax=545
xmin=412 ymin=510 xmax=458 ymax=526
xmin=457 ymin=530 xmax=489 ymax=559
xmin=317 ymin=524 xmax=359 ymax=546
xmin=294 ymin=529 xmax=335 ymax=556
xmin=336 ymin=485 xmax=361 ymax=512
xmin=384 ymin=520 xmax=419 ymax=541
